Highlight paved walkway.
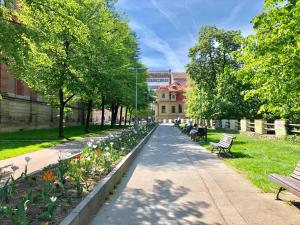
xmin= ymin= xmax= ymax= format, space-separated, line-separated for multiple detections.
xmin=90 ymin=124 xmax=300 ymax=225
xmin=0 ymin=129 xmax=125 ymax=184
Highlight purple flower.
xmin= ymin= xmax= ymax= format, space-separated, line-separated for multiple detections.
xmin=25 ymin=157 xmax=32 ymax=163
xmin=11 ymin=165 xmax=19 ymax=172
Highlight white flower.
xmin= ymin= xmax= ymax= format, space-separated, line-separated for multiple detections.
xmin=110 ymin=142 xmax=114 ymax=146
xmin=96 ymin=141 xmax=100 ymax=144
xmin=50 ymin=196 xmax=57 ymax=203
xmin=24 ymin=157 xmax=32 ymax=163
xmin=93 ymin=145 xmax=97 ymax=149
xmin=103 ymin=152 xmax=111 ymax=158
xmin=119 ymin=138 xmax=122 ymax=141
xmin=87 ymin=142 xmax=92 ymax=148
xmin=105 ymin=147 xmax=109 ymax=151
xmin=86 ymin=157 xmax=91 ymax=161
xmin=11 ymin=165 xmax=19 ymax=172
xmin=91 ymin=139 xmax=95 ymax=142
xmin=24 ymin=200 xmax=30 ymax=211
xmin=121 ymin=147 xmax=125 ymax=151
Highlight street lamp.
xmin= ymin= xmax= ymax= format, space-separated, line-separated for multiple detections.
xmin=199 ymin=79 xmax=203 ymax=125
xmin=128 ymin=67 xmax=146 ymax=131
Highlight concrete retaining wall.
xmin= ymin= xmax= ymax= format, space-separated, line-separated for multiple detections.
xmin=59 ymin=125 xmax=158 ymax=225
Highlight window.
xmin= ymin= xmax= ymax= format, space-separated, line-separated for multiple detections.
xmin=172 ymin=94 xmax=176 ymax=100
xmin=162 ymin=93 xmax=165 ymax=98
xmin=161 ymin=106 xmax=166 ymax=113
xmin=172 ymin=106 xmax=176 ymax=113
xmin=178 ymin=104 xmax=182 ymax=113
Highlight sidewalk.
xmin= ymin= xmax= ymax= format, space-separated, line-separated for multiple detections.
xmin=90 ymin=124 xmax=300 ymax=225
xmin=0 ymin=129 xmax=125 ymax=184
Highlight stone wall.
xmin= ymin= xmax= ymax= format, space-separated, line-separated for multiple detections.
xmin=0 ymin=96 xmax=86 ymax=132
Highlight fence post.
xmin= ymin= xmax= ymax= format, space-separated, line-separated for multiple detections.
xmin=240 ymin=119 xmax=249 ymax=132
xmin=221 ymin=119 xmax=226 ymax=129
xmin=229 ymin=119 xmax=238 ymax=131
xmin=275 ymin=120 xmax=287 ymax=137
xmin=255 ymin=119 xmax=267 ymax=134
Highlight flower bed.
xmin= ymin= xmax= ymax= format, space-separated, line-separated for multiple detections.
xmin=0 ymin=124 xmax=156 ymax=225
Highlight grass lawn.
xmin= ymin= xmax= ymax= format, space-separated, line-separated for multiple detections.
xmin=0 ymin=125 xmax=127 ymax=160
xmin=198 ymin=129 xmax=300 ymax=193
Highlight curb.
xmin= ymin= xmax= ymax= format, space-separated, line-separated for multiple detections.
xmin=59 ymin=125 xmax=158 ymax=225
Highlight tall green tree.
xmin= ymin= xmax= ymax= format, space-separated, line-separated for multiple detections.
xmin=237 ymin=0 xmax=300 ymax=121
xmin=1 ymin=0 xmax=147 ymax=137
xmin=186 ymin=26 xmax=256 ymax=120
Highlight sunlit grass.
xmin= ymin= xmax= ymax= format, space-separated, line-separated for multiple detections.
xmin=0 ymin=125 xmax=128 ymax=160
xmin=198 ymin=129 xmax=300 ymax=193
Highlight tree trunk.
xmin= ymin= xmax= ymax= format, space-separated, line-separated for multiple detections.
xmin=119 ymin=106 xmax=123 ymax=126
xmin=110 ymin=103 xmax=115 ymax=127
xmin=101 ymin=97 xmax=105 ymax=129
xmin=58 ymin=89 xmax=65 ymax=139
xmin=124 ymin=108 xmax=128 ymax=126
xmin=85 ymin=99 xmax=93 ymax=133
xmin=129 ymin=109 xmax=132 ymax=125
xmin=113 ymin=104 xmax=119 ymax=126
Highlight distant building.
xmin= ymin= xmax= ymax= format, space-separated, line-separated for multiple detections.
xmin=147 ymin=70 xmax=172 ymax=90
xmin=171 ymin=72 xmax=187 ymax=85
xmin=154 ymin=82 xmax=187 ymax=123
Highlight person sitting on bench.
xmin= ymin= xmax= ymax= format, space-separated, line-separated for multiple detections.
xmin=186 ymin=122 xmax=193 ymax=134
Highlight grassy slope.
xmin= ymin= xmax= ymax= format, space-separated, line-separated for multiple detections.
xmin=0 ymin=125 xmax=127 ymax=160
xmin=198 ymin=129 xmax=300 ymax=193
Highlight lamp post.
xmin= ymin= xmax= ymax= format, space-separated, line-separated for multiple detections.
xmin=128 ymin=67 xmax=146 ymax=131
xmin=199 ymin=79 xmax=203 ymax=125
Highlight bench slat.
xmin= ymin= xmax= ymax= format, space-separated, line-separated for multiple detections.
xmin=291 ymin=170 xmax=300 ymax=181
xmin=291 ymin=174 xmax=300 ymax=181
xmin=292 ymin=170 xmax=300 ymax=176
xmin=269 ymin=174 xmax=300 ymax=198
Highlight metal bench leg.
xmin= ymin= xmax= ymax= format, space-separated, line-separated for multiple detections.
xmin=276 ymin=187 xmax=285 ymax=200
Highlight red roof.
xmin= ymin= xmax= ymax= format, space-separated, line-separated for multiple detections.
xmin=158 ymin=82 xmax=185 ymax=92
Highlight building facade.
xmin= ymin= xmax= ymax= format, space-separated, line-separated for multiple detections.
xmin=146 ymin=70 xmax=171 ymax=90
xmin=0 ymin=63 xmax=92 ymax=132
xmin=155 ymin=82 xmax=187 ymax=123
xmin=171 ymin=72 xmax=187 ymax=84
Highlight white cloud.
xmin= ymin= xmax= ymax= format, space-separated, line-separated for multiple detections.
xmin=150 ymin=0 xmax=178 ymax=29
xmin=224 ymin=1 xmax=246 ymax=24
xmin=130 ymin=21 xmax=184 ymax=71
xmin=141 ymin=57 xmax=164 ymax=69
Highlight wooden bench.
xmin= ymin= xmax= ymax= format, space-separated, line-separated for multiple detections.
xmin=190 ymin=127 xmax=208 ymax=141
xmin=269 ymin=161 xmax=300 ymax=200
xmin=209 ymin=135 xmax=235 ymax=154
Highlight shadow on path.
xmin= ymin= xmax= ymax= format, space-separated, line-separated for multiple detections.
xmin=98 ymin=179 xmax=220 ymax=225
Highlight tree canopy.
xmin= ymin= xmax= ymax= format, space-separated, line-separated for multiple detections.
xmin=0 ymin=0 xmax=150 ymax=137
xmin=186 ymin=0 xmax=299 ymax=122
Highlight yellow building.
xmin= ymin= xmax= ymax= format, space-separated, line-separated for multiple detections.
xmin=155 ymin=82 xmax=187 ymax=123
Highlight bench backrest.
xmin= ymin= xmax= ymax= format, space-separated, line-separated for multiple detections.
xmin=291 ymin=161 xmax=300 ymax=181
xmin=219 ymin=135 xmax=234 ymax=148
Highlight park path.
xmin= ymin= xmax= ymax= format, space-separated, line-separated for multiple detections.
xmin=90 ymin=124 xmax=300 ymax=225
xmin=0 ymin=129 xmax=125 ymax=185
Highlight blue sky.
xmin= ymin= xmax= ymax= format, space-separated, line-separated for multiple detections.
xmin=116 ymin=0 xmax=264 ymax=72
